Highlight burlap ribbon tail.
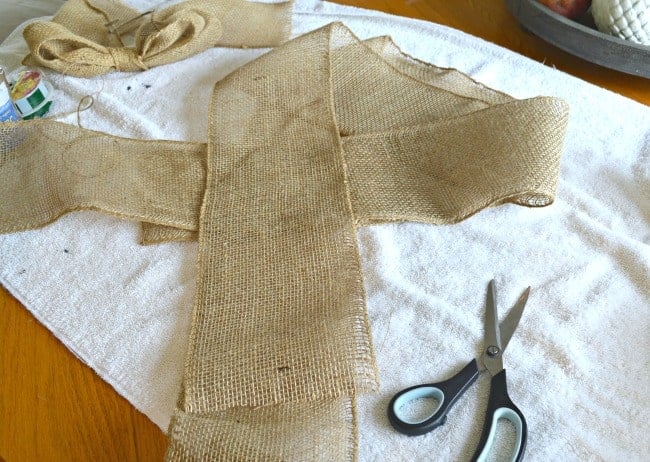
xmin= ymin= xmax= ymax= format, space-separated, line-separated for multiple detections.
xmin=0 ymin=23 xmax=569 ymax=460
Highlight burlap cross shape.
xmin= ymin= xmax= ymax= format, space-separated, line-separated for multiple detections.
xmin=0 ymin=23 xmax=568 ymax=460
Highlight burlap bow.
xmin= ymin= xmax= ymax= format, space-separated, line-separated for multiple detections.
xmin=22 ymin=0 xmax=293 ymax=77
xmin=1 ymin=23 xmax=569 ymax=460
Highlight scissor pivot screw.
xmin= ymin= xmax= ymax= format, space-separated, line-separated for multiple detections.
xmin=486 ymin=346 xmax=500 ymax=357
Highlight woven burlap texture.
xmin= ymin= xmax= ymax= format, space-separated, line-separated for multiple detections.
xmin=0 ymin=23 xmax=569 ymax=460
xmin=22 ymin=0 xmax=294 ymax=77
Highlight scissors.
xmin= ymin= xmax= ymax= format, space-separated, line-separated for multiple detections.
xmin=387 ymin=280 xmax=529 ymax=462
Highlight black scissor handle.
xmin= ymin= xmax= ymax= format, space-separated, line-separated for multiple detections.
xmin=471 ymin=369 xmax=527 ymax=462
xmin=387 ymin=358 xmax=480 ymax=436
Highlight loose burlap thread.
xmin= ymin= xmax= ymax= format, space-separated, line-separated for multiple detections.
xmin=0 ymin=23 xmax=569 ymax=460
xmin=22 ymin=0 xmax=294 ymax=77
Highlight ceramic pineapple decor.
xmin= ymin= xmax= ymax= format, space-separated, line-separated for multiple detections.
xmin=592 ymin=0 xmax=650 ymax=44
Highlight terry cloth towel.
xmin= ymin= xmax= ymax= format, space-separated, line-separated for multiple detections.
xmin=0 ymin=0 xmax=648 ymax=460
xmin=0 ymin=21 xmax=569 ymax=460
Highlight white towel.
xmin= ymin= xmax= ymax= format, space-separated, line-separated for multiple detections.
xmin=0 ymin=1 xmax=648 ymax=460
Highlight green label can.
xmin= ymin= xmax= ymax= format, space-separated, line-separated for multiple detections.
xmin=10 ymin=69 xmax=52 ymax=119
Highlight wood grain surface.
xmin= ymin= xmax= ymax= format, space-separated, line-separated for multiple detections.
xmin=1 ymin=1 xmax=648 ymax=461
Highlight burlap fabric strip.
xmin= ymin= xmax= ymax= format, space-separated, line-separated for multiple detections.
xmin=22 ymin=0 xmax=294 ymax=77
xmin=0 ymin=23 xmax=569 ymax=460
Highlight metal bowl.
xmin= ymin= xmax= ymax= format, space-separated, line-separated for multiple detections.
xmin=505 ymin=0 xmax=650 ymax=78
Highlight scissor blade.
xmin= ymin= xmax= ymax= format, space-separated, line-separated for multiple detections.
xmin=484 ymin=279 xmax=501 ymax=351
xmin=499 ymin=286 xmax=530 ymax=352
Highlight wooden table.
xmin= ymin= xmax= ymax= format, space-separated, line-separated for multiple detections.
xmin=1 ymin=2 xmax=648 ymax=461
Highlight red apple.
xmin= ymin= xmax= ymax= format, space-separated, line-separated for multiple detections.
xmin=537 ymin=0 xmax=592 ymax=19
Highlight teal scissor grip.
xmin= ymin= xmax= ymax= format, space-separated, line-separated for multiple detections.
xmin=387 ymin=359 xmax=480 ymax=436
xmin=471 ymin=369 xmax=527 ymax=462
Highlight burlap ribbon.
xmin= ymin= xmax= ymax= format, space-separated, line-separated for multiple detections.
xmin=0 ymin=23 xmax=569 ymax=460
xmin=22 ymin=0 xmax=293 ymax=77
